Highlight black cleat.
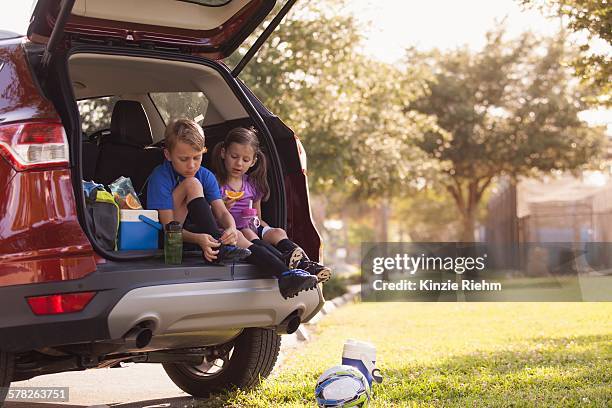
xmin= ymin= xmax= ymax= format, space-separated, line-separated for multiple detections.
xmin=296 ymin=259 xmax=332 ymax=283
xmin=278 ymin=269 xmax=318 ymax=299
xmin=216 ymin=245 xmax=251 ymax=265
xmin=283 ymin=246 xmax=332 ymax=283
xmin=284 ymin=246 xmax=306 ymax=269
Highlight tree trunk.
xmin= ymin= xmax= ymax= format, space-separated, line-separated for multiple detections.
xmin=379 ymin=199 xmax=390 ymax=242
xmin=378 ymin=198 xmax=391 ymax=282
xmin=460 ymin=209 xmax=476 ymax=242
xmin=449 ymin=178 xmax=490 ymax=242
xmin=460 ymin=182 xmax=479 ymax=242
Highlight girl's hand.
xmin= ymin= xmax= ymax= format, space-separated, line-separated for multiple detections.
xmin=223 ymin=196 xmax=237 ymax=210
xmin=199 ymin=234 xmax=221 ymax=262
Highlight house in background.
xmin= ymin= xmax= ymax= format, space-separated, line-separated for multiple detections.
xmin=486 ymin=172 xmax=612 ymax=245
xmin=485 ymin=171 xmax=612 ymax=273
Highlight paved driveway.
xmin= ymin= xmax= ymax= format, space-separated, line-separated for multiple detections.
xmin=7 ymin=363 xmax=199 ymax=407
xmin=5 ymin=338 xmax=296 ymax=408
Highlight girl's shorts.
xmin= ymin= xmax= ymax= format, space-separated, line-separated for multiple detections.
xmin=257 ymin=225 xmax=273 ymax=239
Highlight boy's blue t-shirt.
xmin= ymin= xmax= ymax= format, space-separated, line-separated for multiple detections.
xmin=147 ymin=160 xmax=221 ymax=210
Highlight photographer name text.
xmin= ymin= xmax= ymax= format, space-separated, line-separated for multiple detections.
xmin=372 ymin=279 xmax=502 ymax=291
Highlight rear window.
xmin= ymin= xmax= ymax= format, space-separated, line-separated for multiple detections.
xmin=150 ymin=92 xmax=209 ymax=125
xmin=77 ymin=96 xmax=120 ymax=137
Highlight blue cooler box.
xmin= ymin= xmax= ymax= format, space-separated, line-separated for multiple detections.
xmin=118 ymin=209 xmax=161 ymax=250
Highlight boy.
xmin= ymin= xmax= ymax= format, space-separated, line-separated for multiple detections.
xmin=147 ymin=119 xmax=317 ymax=298
xmin=147 ymin=118 xmax=250 ymax=263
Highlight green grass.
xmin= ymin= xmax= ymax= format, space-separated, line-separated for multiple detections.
xmin=203 ymin=303 xmax=611 ymax=407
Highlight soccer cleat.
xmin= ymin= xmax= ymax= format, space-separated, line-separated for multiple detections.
xmin=296 ymin=259 xmax=332 ymax=283
xmin=284 ymin=246 xmax=307 ymax=269
xmin=278 ymin=269 xmax=318 ymax=299
xmin=216 ymin=245 xmax=251 ymax=265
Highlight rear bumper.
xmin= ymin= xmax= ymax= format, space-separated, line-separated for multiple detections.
xmin=0 ymin=261 xmax=324 ymax=353
xmin=108 ymin=278 xmax=322 ymax=349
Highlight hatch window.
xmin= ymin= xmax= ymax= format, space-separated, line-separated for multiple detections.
xmin=150 ymin=92 xmax=209 ymax=125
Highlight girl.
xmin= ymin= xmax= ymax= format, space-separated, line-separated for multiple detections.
xmin=211 ymin=127 xmax=332 ymax=283
xmin=149 ymin=119 xmax=316 ymax=299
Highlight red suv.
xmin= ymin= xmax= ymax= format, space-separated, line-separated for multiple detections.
xmin=0 ymin=0 xmax=322 ymax=401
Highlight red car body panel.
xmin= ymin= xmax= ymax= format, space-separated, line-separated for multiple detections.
xmin=0 ymin=41 xmax=58 ymax=122
xmin=0 ymin=167 xmax=97 ymax=286
xmin=0 ymin=39 xmax=96 ymax=287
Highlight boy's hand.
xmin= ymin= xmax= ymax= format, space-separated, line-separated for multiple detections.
xmin=220 ymin=227 xmax=238 ymax=246
xmin=198 ymin=234 xmax=221 ymax=262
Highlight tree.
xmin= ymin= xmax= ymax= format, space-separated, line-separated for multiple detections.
xmin=406 ymin=30 xmax=607 ymax=241
xmin=392 ymin=187 xmax=463 ymax=242
xmin=520 ymin=0 xmax=611 ymax=105
xmin=232 ymin=0 xmax=434 ymax=199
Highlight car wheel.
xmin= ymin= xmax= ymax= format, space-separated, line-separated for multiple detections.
xmin=162 ymin=328 xmax=281 ymax=397
xmin=0 ymin=351 xmax=14 ymax=405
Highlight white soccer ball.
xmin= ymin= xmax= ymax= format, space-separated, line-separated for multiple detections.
xmin=314 ymin=365 xmax=371 ymax=407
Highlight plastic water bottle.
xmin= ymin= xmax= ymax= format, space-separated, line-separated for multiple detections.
xmin=342 ymin=339 xmax=383 ymax=387
xmin=164 ymin=221 xmax=183 ymax=265
xmin=241 ymin=200 xmax=260 ymax=234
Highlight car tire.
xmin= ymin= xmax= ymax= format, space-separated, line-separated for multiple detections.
xmin=162 ymin=328 xmax=281 ymax=397
xmin=0 ymin=351 xmax=14 ymax=405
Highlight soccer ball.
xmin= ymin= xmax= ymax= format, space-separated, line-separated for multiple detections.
xmin=314 ymin=365 xmax=371 ymax=407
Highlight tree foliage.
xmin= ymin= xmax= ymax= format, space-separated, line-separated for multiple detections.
xmin=392 ymin=187 xmax=462 ymax=242
xmin=406 ymin=29 xmax=607 ymax=241
xmin=77 ymin=96 xmax=118 ymax=135
xmin=233 ymin=0 xmax=434 ymax=198
xmin=520 ymin=0 xmax=611 ymax=105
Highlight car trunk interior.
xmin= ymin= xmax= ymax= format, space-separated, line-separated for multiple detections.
xmin=40 ymin=46 xmax=281 ymax=274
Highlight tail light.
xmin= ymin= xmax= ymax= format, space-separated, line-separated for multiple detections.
xmin=0 ymin=121 xmax=69 ymax=171
xmin=26 ymin=291 xmax=96 ymax=315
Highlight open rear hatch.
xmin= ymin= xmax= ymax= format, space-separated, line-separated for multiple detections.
xmin=28 ymin=0 xmax=276 ymax=59
xmin=27 ymin=0 xmax=309 ymax=261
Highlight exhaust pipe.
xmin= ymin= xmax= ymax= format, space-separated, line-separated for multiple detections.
xmin=123 ymin=326 xmax=153 ymax=349
xmin=277 ymin=314 xmax=301 ymax=334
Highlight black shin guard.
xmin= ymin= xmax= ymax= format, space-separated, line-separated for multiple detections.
xmin=251 ymin=238 xmax=283 ymax=260
xmin=246 ymin=244 xmax=287 ymax=277
xmin=276 ymin=238 xmax=299 ymax=254
xmin=186 ymin=197 xmax=221 ymax=240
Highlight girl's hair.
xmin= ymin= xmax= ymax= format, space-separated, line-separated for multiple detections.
xmin=211 ymin=126 xmax=270 ymax=201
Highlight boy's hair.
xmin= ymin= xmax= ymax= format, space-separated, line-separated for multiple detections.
xmin=211 ymin=126 xmax=270 ymax=201
xmin=164 ymin=118 xmax=206 ymax=151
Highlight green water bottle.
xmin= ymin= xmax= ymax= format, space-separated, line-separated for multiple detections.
xmin=164 ymin=221 xmax=183 ymax=265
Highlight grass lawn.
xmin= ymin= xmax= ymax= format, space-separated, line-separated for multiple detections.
xmin=205 ymin=303 xmax=611 ymax=407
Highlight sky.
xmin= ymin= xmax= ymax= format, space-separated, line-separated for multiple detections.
xmin=3 ymin=0 xmax=560 ymax=56
xmin=2 ymin=0 xmax=608 ymax=128
xmin=350 ymin=0 xmax=561 ymax=63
